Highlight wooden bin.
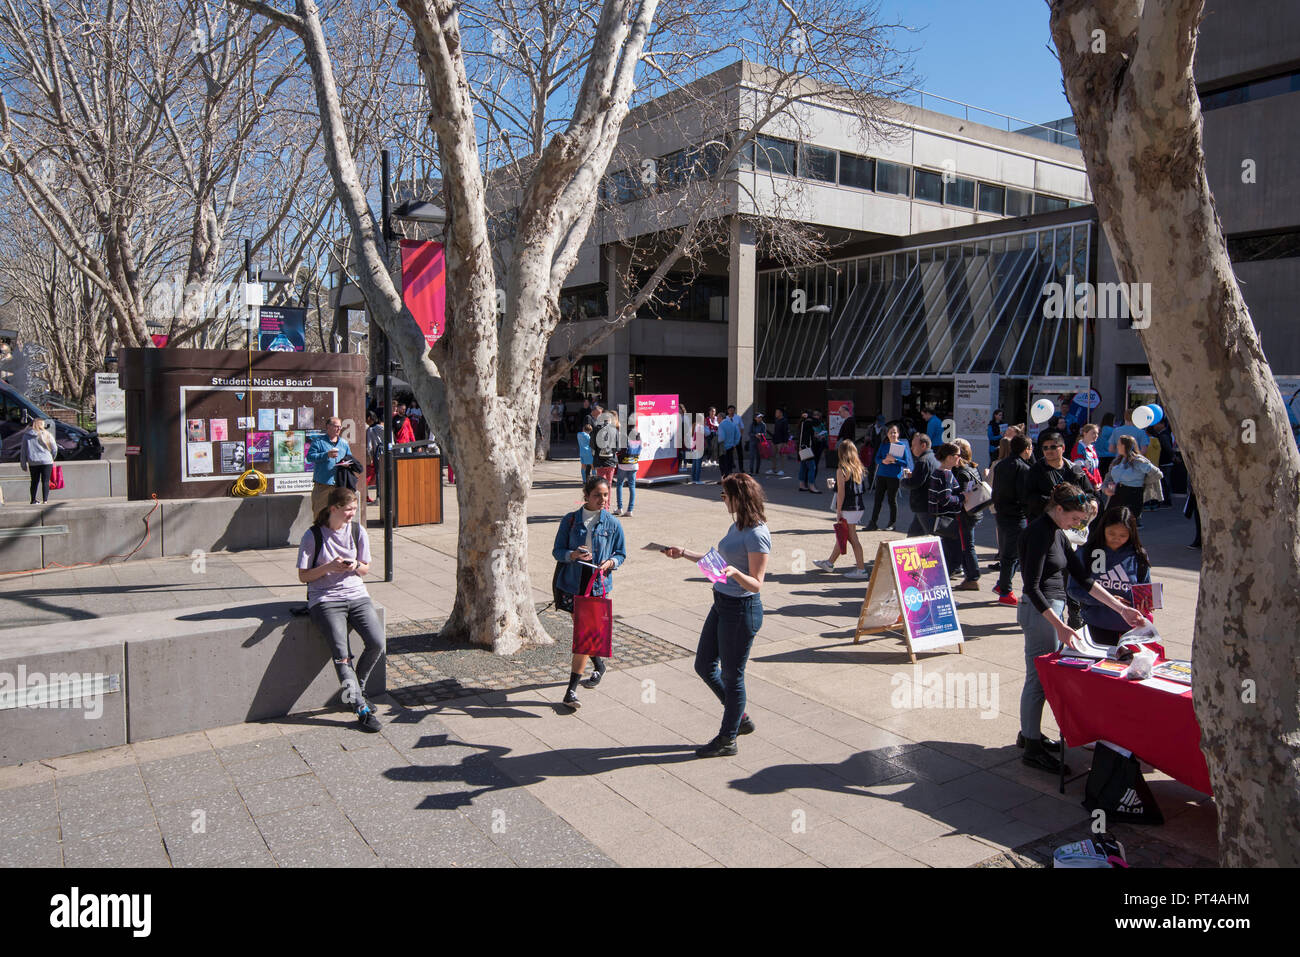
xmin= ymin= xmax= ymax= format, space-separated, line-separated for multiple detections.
xmin=394 ymin=453 xmax=443 ymax=526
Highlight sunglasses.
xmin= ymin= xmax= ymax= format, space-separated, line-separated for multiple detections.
xmin=1043 ymin=444 xmax=1064 ymax=450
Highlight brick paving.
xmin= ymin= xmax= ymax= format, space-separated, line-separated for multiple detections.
xmin=0 ymin=457 xmax=1220 ymax=867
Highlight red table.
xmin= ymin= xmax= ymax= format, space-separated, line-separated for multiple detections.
xmin=1034 ymin=653 xmax=1212 ymax=796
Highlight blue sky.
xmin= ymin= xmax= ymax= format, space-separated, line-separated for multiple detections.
xmin=878 ymin=0 xmax=1072 ymax=128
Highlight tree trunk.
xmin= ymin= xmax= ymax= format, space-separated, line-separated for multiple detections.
xmin=1050 ymin=0 xmax=1300 ymax=866
xmin=535 ymin=387 xmax=553 ymax=461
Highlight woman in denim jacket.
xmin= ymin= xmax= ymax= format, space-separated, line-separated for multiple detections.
xmin=552 ymin=476 xmax=627 ymax=709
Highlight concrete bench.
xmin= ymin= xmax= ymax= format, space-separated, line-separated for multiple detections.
xmin=0 ymin=493 xmax=315 ymax=573
xmin=0 ymin=598 xmax=386 ymax=766
xmin=0 ymin=459 xmax=126 ymax=499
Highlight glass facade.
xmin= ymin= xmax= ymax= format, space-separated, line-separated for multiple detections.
xmin=754 ymin=219 xmax=1094 ymax=381
xmin=876 ymin=160 xmax=911 ymax=196
xmin=914 ymin=168 xmax=944 ymax=203
xmin=840 ymin=153 xmax=875 ymax=190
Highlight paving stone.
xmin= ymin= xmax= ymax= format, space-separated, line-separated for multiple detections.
xmin=271 ymin=830 xmax=380 ymax=868
xmin=687 ymin=820 xmax=805 ymax=868
xmin=0 ymin=784 xmax=60 ymax=835
xmin=486 ymin=813 xmax=616 ymax=868
xmin=368 ymin=813 xmax=514 ymax=866
xmin=141 ymin=764 xmax=236 ymax=807
xmin=216 ymin=736 xmax=297 ymax=765
xmin=55 ymin=765 xmax=148 ymax=805
xmin=237 ymin=774 xmax=331 ymax=817
xmin=59 ymin=794 xmax=158 ymax=841
xmin=212 ymin=848 xmax=277 ymax=867
xmin=61 ymin=824 xmax=171 ymax=868
xmin=255 ymin=802 xmax=353 ymax=856
xmin=787 ymin=819 xmax=897 ymax=867
xmin=223 ymin=750 xmax=312 ymax=787
xmin=0 ymin=827 xmax=63 ymax=867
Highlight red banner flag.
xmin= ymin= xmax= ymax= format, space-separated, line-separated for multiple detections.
xmin=401 ymin=239 xmax=446 ymax=347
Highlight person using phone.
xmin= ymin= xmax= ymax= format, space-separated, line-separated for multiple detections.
xmin=552 ymin=476 xmax=625 ymax=709
xmin=296 ymin=487 xmax=384 ymax=732
xmin=662 ymin=472 xmax=770 ymax=758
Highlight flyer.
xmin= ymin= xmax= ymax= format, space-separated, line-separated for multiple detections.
xmin=257 ymin=409 xmax=275 ymax=431
xmin=210 ymin=418 xmax=229 ymax=441
xmin=246 ymin=431 xmax=271 ymax=464
xmin=276 ymin=408 xmax=294 ymax=430
xmin=219 ymin=441 xmax=245 ymax=474
xmin=236 ymin=416 xmax=254 ymax=431
xmin=298 ymin=406 xmax=315 ymax=430
xmin=696 ymin=548 xmax=730 ymax=584
xmin=273 ymin=430 xmax=304 ymax=473
xmin=187 ymin=441 xmax=213 ymax=474
xmin=186 ymin=419 xmax=207 ymax=443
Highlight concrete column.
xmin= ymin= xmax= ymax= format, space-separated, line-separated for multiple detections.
xmin=727 ymin=217 xmax=757 ymax=421
xmin=882 ymin=381 xmax=902 ymax=420
xmin=605 ymin=245 xmax=632 ymax=414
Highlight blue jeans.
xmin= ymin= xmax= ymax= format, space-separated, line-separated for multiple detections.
xmin=996 ymin=518 xmax=1026 ymax=594
xmin=615 ymin=471 xmax=636 ymax=511
xmin=749 ymin=441 xmax=762 ymax=473
xmin=798 ymin=456 xmax=817 ymax=486
xmin=690 ymin=454 xmax=703 ymax=483
xmin=581 ymin=464 xmax=591 ymax=485
xmin=694 ymin=591 xmax=764 ymax=739
xmin=1018 ymin=598 xmax=1064 ymax=740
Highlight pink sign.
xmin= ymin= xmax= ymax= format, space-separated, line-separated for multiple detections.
xmin=634 ymin=394 xmax=679 ymax=479
xmin=401 ymin=239 xmax=446 ymax=347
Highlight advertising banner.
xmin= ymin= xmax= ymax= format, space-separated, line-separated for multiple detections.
xmin=954 ymin=373 xmax=997 ymax=466
xmin=94 ymin=372 xmax=126 ymax=435
xmin=887 ymin=537 xmax=964 ymax=652
xmin=634 ymin=394 xmax=680 ymax=480
xmin=401 ymin=239 xmax=446 ymax=347
xmin=258 ymin=306 xmax=307 ymax=352
xmin=827 ymin=399 xmax=853 ymax=450
xmin=1028 ymin=375 xmax=1091 ymax=441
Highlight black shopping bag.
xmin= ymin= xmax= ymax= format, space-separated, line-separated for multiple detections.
xmin=1082 ymin=743 xmax=1164 ymax=825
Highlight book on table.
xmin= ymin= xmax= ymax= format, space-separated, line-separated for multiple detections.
xmin=1150 ymin=659 xmax=1191 ymax=684
xmin=1089 ymin=659 xmax=1130 ymax=677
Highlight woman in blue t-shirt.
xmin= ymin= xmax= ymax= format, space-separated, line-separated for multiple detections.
xmin=663 ymin=472 xmax=771 ymax=758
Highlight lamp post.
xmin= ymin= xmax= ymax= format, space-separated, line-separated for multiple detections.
xmin=808 ymin=302 xmax=832 ymax=404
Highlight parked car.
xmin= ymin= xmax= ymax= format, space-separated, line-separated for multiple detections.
xmin=0 ymin=381 xmax=103 ymax=463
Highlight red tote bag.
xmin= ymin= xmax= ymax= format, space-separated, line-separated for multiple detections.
xmin=572 ymin=571 xmax=613 ymax=658
xmin=833 ymin=518 xmax=850 ymax=557
xmin=50 ymin=465 xmax=65 ymax=490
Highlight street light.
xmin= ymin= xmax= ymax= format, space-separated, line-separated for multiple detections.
xmin=808 ymin=302 xmax=832 ymax=403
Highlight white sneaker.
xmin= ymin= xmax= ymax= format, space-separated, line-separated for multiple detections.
xmin=776 ymin=471 xmax=785 ymax=476
xmin=813 ymin=560 xmax=835 ymax=572
xmin=765 ymin=469 xmax=775 ymax=474
xmin=844 ymin=567 xmax=870 ymax=579
xmin=612 ymin=508 xmax=624 ymax=516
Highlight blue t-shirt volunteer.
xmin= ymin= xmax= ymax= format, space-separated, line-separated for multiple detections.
xmin=713 ymin=522 xmax=771 ymax=598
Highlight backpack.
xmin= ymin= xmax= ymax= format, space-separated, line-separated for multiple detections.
xmin=1082 ymin=742 xmax=1164 ymax=825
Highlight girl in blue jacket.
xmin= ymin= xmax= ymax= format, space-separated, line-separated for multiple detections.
xmin=1067 ymin=505 xmax=1152 ymax=646
xmin=552 ymin=476 xmax=627 ymax=709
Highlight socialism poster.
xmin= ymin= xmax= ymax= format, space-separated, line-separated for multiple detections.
xmin=888 ymin=537 xmax=964 ymax=652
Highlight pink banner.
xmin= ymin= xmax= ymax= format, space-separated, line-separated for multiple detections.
xmin=634 ymin=394 xmax=679 ymax=479
xmin=401 ymin=239 xmax=446 ymax=347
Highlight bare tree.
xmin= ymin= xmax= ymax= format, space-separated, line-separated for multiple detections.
xmin=1048 ymin=0 xmax=1300 ymax=865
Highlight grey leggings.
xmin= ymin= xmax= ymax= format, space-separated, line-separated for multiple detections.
xmin=1018 ymin=597 xmax=1064 ymax=741
xmin=309 ymin=597 xmax=386 ymax=709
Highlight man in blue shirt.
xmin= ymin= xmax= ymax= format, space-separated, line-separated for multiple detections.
xmin=308 ymin=416 xmax=353 ymax=515
xmin=923 ymin=408 xmax=946 ymax=448
xmin=719 ymin=405 xmax=742 ymax=478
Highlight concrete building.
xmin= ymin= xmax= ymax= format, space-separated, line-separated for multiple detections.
xmin=541 ymin=61 xmax=1093 ymax=421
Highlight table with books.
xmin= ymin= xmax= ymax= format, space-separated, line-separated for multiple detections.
xmin=1034 ymin=652 xmax=1212 ymax=796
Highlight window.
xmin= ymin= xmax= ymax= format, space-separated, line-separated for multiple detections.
xmin=913 ymin=169 xmax=943 ymax=203
xmin=755 ymin=135 xmax=795 ymax=175
xmin=944 ymin=177 xmax=976 ymax=208
xmin=688 ymin=142 xmax=726 ymax=181
xmin=1227 ymin=229 xmax=1300 ymax=262
xmin=839 ymin=154 xmax=875 ymax=191
xmin=875 ymin=161 xmax=910 ymax=196
xmin=1200 ymin=69 xmax=1300 ymax=110
xmin=659 ymin=149 xmax=689 ymax=188
xmin=606 ymin=169 xmax=642 ymax=204
xmin=1034 ymin=193 xmax=1068 ymax=213
xmin=977 ymin=183 xmax=1005 ymax=214
xmin=1004 ymin=188 xmax=1032 ymax=216
xmin=798 ymin=144 xmax=836 ymax=182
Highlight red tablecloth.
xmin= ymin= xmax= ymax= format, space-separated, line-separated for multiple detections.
xmin=1034 ymin=653 xmax=1212 ymax=796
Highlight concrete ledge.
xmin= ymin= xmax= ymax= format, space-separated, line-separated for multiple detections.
xmin=265 ymin=493 xmax=315 ymax=548
xmin=40 ymin=500 xmax=164 ymax=568
xmin=0 ymin=643 xmax=128 ymax=766
xmin=0 ymin=507 xmax=44 ymax=573
xmin=0 ymin=598 xmax=386 ymax=763
xmin=0 ymin=460 xmax=113 ymax=499
xmin=162 ymin=497 xmax=270 ymax=554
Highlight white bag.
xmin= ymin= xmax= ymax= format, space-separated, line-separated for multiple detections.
xmin=962 ymin=480 xmax=993 ymax=511
xmin=798 ymin=446 xmax=814 ymax=461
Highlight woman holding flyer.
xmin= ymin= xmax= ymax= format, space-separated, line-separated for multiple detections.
xmin=552 ymin=476 xmax=626 ymax=710
xmin=1067 ymin=506 xmax=1152 ymax=647
xmin=662 ymin=473 xmax=770 ymax=757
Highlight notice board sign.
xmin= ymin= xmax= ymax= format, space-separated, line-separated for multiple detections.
xmin=854 ymin=537 xmax=964 ymax=661
xmin=179 ymin=382 xmax=338 ymax=485
xmin=633 ymin=393 xmax=680 ymax=481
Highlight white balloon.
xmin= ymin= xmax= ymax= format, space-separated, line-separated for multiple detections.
xmin=1030 ymin=398 xmax=1055 ymax=424
xmin=1132 ymin=405 xmax=1155 ymax=428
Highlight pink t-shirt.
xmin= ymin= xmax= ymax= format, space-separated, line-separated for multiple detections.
xmin=296 ymin=523 xmax=372 ymax=606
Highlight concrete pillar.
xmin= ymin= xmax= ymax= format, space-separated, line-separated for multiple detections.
xmin=605 ymin=245 xmax=632 ymax=414
xmin=882 ymin=380 xmax=902 ymax=420
xmin=727 ymin=217 xmax=757 ymax=421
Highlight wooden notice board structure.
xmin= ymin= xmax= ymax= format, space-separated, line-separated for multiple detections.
xmin=854 ymin=537 xmax=965 ymax=663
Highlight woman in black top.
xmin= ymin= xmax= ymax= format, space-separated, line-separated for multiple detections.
xmin=1017 ymin=483 xmax=1146 ymax=774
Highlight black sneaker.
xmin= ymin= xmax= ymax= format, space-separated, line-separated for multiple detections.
xmin=696 ymin=735 xmax=738 ymax=758
xmin=1017 ymin=731 xmax=1060 ymax=753
xmin=585 ymin=658 xmax=607 ymax=687
xmin=562 ymin=689 xmax=581 ymax=710
xmin=864 ymin=523 xmax=879 ymax=532
xmin=1022 ymin=740 xmax=1068 ymax=774
xmin=356 ymin=707 xmax=382 ymax=733
xmin=738 ymin=714 xmax=756 ymax=735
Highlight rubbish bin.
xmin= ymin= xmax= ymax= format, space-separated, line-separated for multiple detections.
xmin=394 ymin=449 xmax=443 ymax=526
